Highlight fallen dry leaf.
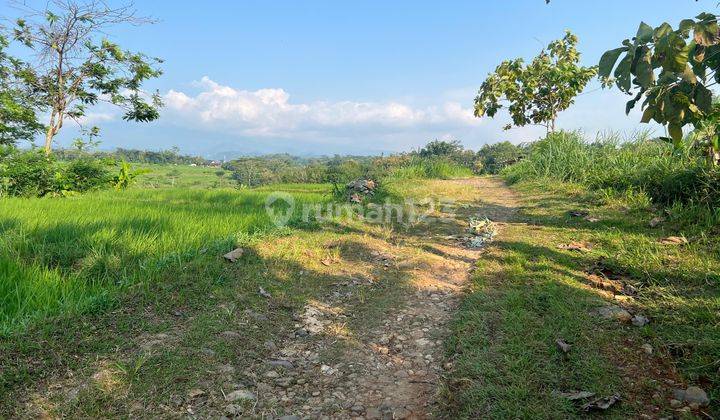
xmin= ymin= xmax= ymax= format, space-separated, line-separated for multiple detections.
xmin=557 ymin=241 xmax=593 ymax=252
xmin=659 ymin=236 xmax=688 ymax=245
xmin=585 ymin=273 xmax=624 ymax=295
xmin=187 ymin=389 xmax=205 ymax=399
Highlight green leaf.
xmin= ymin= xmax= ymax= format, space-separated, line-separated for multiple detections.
xmin=614 ymin=53 xmax=633 ymax=92
xmin=598 ymin=47 xmax=627 ymax=79
xmin=636 ymin=22 xmax=654 ymax=44
xmin=679 ymin=19 xmax=696 ymax=34
xmin=635 ymin=47 xmax=655 ymax=88
xmin=694 ymin=83 xmax=712 ymax=113
xmin=626 ymin=91 xmax=643 ymax=115
xmin=641 ymin=106 xmax=655 ymax=123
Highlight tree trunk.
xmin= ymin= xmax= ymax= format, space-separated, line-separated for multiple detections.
xmin=44 ymin=110 xmax=63 ymax=155
xmin=44 ymin=126 xmax=54 ymax=155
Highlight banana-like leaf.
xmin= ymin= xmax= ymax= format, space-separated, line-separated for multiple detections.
xmin=636 ymin=22 xmax=654 ymax=44
xmin=598 ymin=47 xmax=627 ymax=79
xmin=614 ymin=53 xmax=633 ymax=92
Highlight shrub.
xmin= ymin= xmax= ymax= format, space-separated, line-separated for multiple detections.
xmin=388 ymin=157 xmax=473 ymax=180
xmin=419 ymin=139 xmax=464 ymax=158
xmin=476 ymin=141 xmax=527 ymax=174
xmin=0 ymin=148 xmax=57 ymax=197
xmin=58 ymin=158 xmax=114 ymax=193
xmin=0 ymin=147 xmax=124 ymax=197
xmin=503 ymin=130 xmax=719 ymax=208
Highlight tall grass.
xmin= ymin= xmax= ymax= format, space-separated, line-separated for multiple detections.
xmin=0 ymin=186 xmax=330 ymax=334
xmin=504 ymin=131 xmax=720 ymax=212
xmin=388 ymin=157 xmax=473 ymax=180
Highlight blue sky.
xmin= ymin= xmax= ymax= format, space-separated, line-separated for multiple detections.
xmin=3 ymin=0 xmax=715 ymax=157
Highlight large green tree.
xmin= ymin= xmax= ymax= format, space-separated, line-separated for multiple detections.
xmin=474 ymin=31 xmax=596 ymax=134
xmin=599 ymin=14 xmax=720 ymax=164
xmin=12 ymin=0 xmax=163 ymax=154
xmin=0 ymin=35 xmax=43 ymax=145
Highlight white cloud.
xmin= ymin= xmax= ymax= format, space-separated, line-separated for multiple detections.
xmin=162 ymin=76 xmax=479 ymax=138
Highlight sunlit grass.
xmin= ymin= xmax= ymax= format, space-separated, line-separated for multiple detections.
xmin=0 ymin=185 xmax=331 ymax=334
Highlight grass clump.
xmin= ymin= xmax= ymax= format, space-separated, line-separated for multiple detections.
xmin=387 ymin=157 xmax=473 ymax=180
xmin=504 ymin=131 xmax=719 ymax=207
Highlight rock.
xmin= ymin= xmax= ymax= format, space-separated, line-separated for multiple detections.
xmin=264 ymin=370 xmax=280 ymax=379
xmin=225 ymin=389 xmax=256 ymax=402
xmin=393 ymin=407 xmax=412 ymax=419
xmin=669 ymin=399 xmax=683 ymax=408
xmin=555 ymin=338 xmax=571 ymax=354
xmin=641 ymin=344 xmax=653 ymax=355
xmin=673 ymin=386 xmax=709 ymax=406
xmin=632 ymin=315 xmax=650 ymax=327
xmin=225 ymin=403 xmax=243 ymax=415
xmin=264 ymin=340 xmax=277 ymax=351
xmin=345 ymin=178 xmax=377 ymax=202
xmin=268 ymin=359 xmax=294 ymax=369
xmin=593 ymin=305 xmax=632 ymax=323
xmin=223 ymin=247 xmax=244 ymax=262
xmin=365 ymin=407 xmax=382 ymax=419
xmin=221 ymin=331 xmax=242 ymax=339
xmin=415 ymin=338 xmax=430 ymax=347
xmin=320 ymin=365 xmax=335 ymax=375
xmin=582 ymin=394 xmax=621 ymax=411
xmin=258 ymin=286 xmax=271 ymax=298
xmin=218 ymin=364 xmax=235 ymax=374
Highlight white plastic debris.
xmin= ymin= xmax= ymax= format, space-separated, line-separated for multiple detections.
xmin=467 ymin=217 xmax=497 ymax=248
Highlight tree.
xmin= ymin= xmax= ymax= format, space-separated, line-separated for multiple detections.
xmin=71 ymin=125 xmax=101 ymax=152
xmin=11 ymin=0 xmax=163 ymax=154
xmin=0 ymin=34 xmax=43 ymax=145
xmin=598 ymin=14 xmax=720 ymax=165
xmin=476 ymin=141 xmax=527 ymax=174
xmin=418 ymin=139 xmax=464 ymax=158
xmin=474 ymin=31 xmax=596 ymax=134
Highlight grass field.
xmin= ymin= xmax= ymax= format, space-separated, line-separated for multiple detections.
xmin=0 ymin=184 xmax=331 ymax=335
xmin=132 ymin=164 xmax=237 ymax=189
xmin=1 ymin=162 xmax=718 ymax=416
xmin=446 ymin=179 xmax=720 ymax=416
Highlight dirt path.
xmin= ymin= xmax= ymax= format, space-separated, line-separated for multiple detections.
xmin=246 ymin=177 xmax=518 ymax=419
xmin=7 ymin=177 xmax=520 ymax=419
